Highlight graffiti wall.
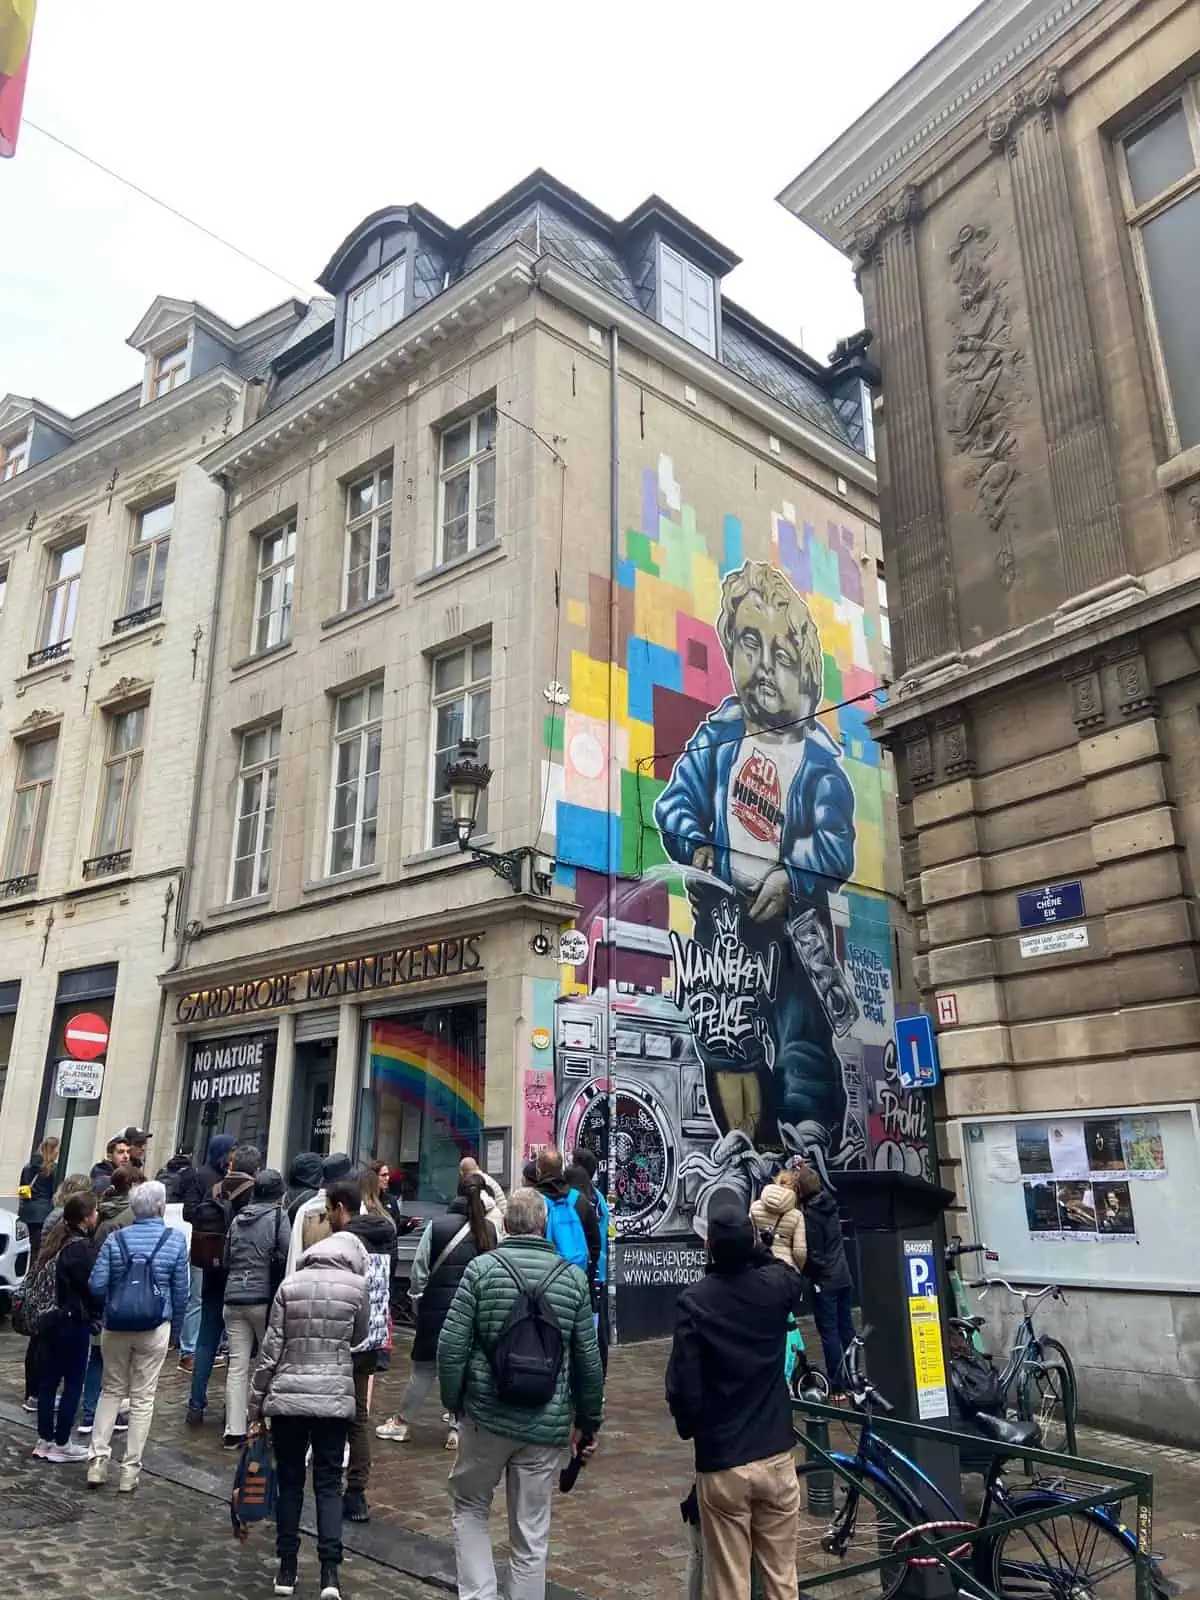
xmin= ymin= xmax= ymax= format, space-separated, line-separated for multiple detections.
xmin=542 ymin=456 xmax=918 ymax=1331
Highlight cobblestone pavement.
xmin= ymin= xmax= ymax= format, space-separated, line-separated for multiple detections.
xmin=3 ymin=1329 xmax=1200 ymax=1600
xmin=0 ymin=1412 xmax=439 ymax=1600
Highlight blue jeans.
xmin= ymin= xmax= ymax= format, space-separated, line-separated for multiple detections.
xmin=181 ymin=1266 xmax=203 ymax=1356
xmin=37 ymin=1316 xmax=91 ymax=1445
xmin=188 ymin=1293 xmax=226 ymax=1413
xmin=812 ymin=1283 xmax=856 ymax=1390
xmin=80 ymin=1344 xmax=103 ymax=1425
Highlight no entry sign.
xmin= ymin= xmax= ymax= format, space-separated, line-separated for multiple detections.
xmin=64 ymin=1012 xmax=109 ymax=1061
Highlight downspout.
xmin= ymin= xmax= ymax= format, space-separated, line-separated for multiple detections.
xmin=141 ymin=470 xmax=233 ymax=1131
xmin=605 ymin=327 xmax=620 ymax=1348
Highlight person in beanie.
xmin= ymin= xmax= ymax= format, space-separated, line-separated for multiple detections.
xmin=249 ymin=1179 xmax=368 ymax=1600
xmin=438 ymin=1185 xmax=603 ymax=1600
xmin=285 ymin=1151 xmax=324 ymax=1224
xmin=222 ymin=1168 xmax=290 ymax=1449
xmin=283 ymin=1152 xmax=354 ymax=1278
xmin=666 ymin=1198 xmax=803 ymax=1600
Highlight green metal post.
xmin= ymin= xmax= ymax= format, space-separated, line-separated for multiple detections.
xmin=805 ymin=1414 xmax=834 ymax=1517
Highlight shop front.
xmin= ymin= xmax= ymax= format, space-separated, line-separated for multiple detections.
xmin=180 ymin=1030 xmax=275 ymax=1162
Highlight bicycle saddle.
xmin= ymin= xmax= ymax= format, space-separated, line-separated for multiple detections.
xmin=972 ymin=1412 xmax=1041 ymax=1450
xmin=949 ymin=1315 xmax=986 ymax=1332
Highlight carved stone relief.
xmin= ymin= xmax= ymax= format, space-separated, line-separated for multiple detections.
xmin=945 ymin=224 xmax=1024 ymax=588
xmin=984 ymin=68 xmax=1066 ymax=154
xmin=1109 ymin=649 xmax=1157 ymax=721
xmin=14 ymin=707 xmax=57 ymax=735
xmin=1064 ymin=665 xmax=1104 ymax=734
xmin=851 ymin=184 xmax=923 ymax=272
xmin=902 ymin=725 xmax=935 ymax=790
xmin=936 ymin=711 xmax=975 ymax=779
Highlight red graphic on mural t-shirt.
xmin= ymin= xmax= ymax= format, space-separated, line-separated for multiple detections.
xmin=731 ymin=748 xmax=784 ymax=844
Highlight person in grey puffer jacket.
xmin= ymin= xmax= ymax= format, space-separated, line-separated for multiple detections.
xmin=248 ymin=1179 xmax=368 ymax=1600
xmin=222 ymin=1169 xmax=290 ymax=1448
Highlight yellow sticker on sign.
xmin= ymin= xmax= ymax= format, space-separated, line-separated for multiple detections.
xmin=908 ymin=1298 xmax=949 ymax=1419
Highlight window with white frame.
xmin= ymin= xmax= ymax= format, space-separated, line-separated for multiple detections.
xmin=3 ymin=732 xmax=58 ymax=881
xmin=343 ymin=467 xmax=392 ymax=610
xmin=658 ymin=242 xmax=716 ymax=356
xmin=430 ymin=639 xmax=491 ymax=847
xmin=438 ymin=405 xmax=496 ymax=565
xmin=122 ymin=499 xmax=172 ymax=619
xmin=95 ymin=704 xmax=146 ymax=858
xmin=1 ymin=436 xmax=27 ymax=481
xmin=151 ymin=344 xmax=189 ymax=399
xmin=253 ymin=520 xmax=296 ymax=653
xmin=40 ymin=540 xmax=84 ymax=652
xmin=876 ymin=562 xmax=891 ymax=653
xmin=230 ymin=722 xmax=280 ymax=901
xmin=344 ymin=261 xmax=407 ymax=357
xmin=327 ymin=681 xmax=383 ymax=875
xmin=1118 ymin=83 xmax=1200 ymax=452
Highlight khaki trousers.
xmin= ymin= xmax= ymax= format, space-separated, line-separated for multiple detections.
xmin=697 ymin=1450 xmax=799 ymax=1600
xmin=90 ymin=1322 xmax=171 ymax=1475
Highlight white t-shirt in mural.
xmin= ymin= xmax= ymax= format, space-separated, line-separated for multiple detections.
xmin=726 ymin=733 xmax=806 ymax=893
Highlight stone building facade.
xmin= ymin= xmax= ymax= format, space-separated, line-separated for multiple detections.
xmin=0 ymin=297 xmax=307 ymax=1181
xmin=162 ymin=171 xmax=903 ymax=1336
xmin=782 ymin=0 xmax=1200 ymax=1435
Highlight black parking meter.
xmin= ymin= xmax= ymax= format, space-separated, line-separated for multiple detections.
xmin=835 ymin=1171 xmax=963 ymax=1530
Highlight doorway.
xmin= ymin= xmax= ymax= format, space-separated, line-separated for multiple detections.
xmin=290 ymin=1037 xmax=337 ymax=1164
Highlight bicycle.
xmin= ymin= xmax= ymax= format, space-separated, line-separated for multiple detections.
xmin=948 ymin=1265 xmax=1079 ymax=1457
xmin=793 ymin=1329 xmax=1163 ymax=1600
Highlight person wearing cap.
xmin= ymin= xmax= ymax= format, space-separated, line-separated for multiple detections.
xmin=666 ymin=1198 xmax=804 ymax=1600
xmin=90 ymin=1135 xmax=130 ymax=1195
xmin=120 ymin=1127 xmax=151 ymax=1171
xmin=283 ymin=1152 xmax=354 ymax=1278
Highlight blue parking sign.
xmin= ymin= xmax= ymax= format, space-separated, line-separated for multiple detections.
xmin=894 ymin=1014 xmax=941 ymax=1089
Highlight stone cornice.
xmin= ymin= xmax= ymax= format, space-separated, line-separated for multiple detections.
xmin=778 ymin=0 xmax=1108 ymax=247
xmin=984 ymin=66 xmax=1068 ymax=153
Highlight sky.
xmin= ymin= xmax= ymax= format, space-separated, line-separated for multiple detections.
xmin=1 ymin=0 xmax=978 ymax=417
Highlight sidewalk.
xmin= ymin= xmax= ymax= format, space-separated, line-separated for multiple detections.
xmin=3 ymin=1329 xmax=1198 ymax=1600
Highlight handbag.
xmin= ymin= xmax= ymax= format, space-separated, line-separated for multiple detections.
xmin=12 ymin=1254 xmax=58 ymax=1338
xmin=230 ymin=1432 xmax=277 ymax=1541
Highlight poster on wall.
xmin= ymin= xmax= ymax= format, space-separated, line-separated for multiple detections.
xmin=544 ymin=456 xmax=916 ymax=1333
xmin=1120 ymin=1116 xmax=1166 ymax=1177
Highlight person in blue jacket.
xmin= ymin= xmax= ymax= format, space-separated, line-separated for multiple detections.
xmin=654 ymin=561 xmax=855 ymax=1155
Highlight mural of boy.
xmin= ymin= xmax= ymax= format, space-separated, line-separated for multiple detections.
xmin=654 ymin=559 xmax=856 ymax=1160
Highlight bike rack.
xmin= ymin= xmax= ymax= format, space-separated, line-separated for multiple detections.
xmin=793 ymin=1398 xmax=1159 ymax=1600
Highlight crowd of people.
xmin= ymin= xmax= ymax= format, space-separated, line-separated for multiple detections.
xmin=13 ymin=1125 xmax=851 ymax=1600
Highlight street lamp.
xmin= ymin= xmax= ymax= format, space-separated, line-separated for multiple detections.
xmin=445 ymin=737 xmax=556 ymax=896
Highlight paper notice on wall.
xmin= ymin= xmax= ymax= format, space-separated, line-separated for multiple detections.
xmin=985 ymin=1125 xmax=1021 ymax=1184
xmin=908 ymin=1298 xmax=950 ymax=1420
xmin=1023 ymin=1179 xmax=1063 ymax=1239
xmin=1120 ymin=1116 xmax=1166 ymax=1178
xmin=1094 ymin=1180 xmax=1137 ymax=1240
xmin=1048 ymin=1121 xmax=1089 ymax=1180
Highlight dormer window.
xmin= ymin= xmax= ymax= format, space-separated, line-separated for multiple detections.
xmin=658 ymin=242 xmax=716 ymax=357
xmin=152 ymin=343 xmax=189 ymax=399
xmin=345 ymin=261 xmax=407 ymax=357
xmin=1 ymin=435 xmax=28 ymax=481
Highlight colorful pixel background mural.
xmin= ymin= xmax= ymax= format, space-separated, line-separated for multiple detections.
xmin=536 ymin=457 xmax=919 ymax=1281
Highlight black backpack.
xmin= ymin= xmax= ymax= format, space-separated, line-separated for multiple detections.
xmin=950 ymin=1350 xmax=1003 ymax=1417
xmin=489 ymin=1253 xmax=570 ymax=1408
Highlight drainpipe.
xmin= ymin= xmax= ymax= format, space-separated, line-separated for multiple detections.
xmin=605 ymin=326 xmax=620 ymax=1348
xmin=141 ymin=471 xmax=233 ymax=1132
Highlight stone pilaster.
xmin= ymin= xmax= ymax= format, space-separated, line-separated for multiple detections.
xmin=855 ymin=188 xmax=960 ymax=673
xmin=987 ymin=69 xmax=1128 ymax=597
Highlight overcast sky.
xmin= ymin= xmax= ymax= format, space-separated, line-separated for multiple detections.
xmin=1 ymin=0 xmax=977 ymax=416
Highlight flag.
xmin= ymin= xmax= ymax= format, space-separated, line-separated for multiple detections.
xmin=0 ymin=0 xmax=36 ymax=159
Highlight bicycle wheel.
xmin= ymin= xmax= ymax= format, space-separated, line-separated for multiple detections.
xmin=793 ymin=1461 xmax=917 ymax=1600
xmin=989 ymin=1493 xmax=1138 ymax=1600
xmin=1039 ymin=1338 xmax=1079 ymax=1452
xmin=1018 ymin=1356 xmax=1076 ymax=1456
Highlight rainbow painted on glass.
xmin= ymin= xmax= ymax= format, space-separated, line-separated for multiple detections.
xmin=368 ymin=1020 xmax=484 ymax=1140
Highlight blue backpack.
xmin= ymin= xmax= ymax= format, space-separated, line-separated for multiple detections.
xmin=106 ymin=1232 xmax=169 ymax=1332
xmin=545 ymin=1189 xmax=589 ymax=1272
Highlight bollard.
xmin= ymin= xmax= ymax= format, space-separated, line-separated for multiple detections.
xmin=805 ymin=1413 xmax=835 ymax=1517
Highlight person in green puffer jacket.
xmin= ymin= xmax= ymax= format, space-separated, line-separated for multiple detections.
xmin=437 ymin=1185 xmax=604 ymax=1599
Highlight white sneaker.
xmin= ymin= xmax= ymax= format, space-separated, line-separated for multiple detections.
xmin=444 ymin=1423 xmax=459 ymax=1451
xmin=76 ymin=1420 xmax=93 ymax=1435
xmin=47 ymin=1441 xmax=90 ymax=1463
xmin=375 ymin=1417 xmax=410 ymax=1441
xmin=32 ymin=1441 xmax=51 ymax=1459
xmin=22 ymin=1398 xmax=37 ymax=1413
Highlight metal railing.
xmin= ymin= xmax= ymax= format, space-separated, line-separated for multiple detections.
xmin=82 ymin=849 xmax=132 ymax=880
xmin=26 ymin=639 xmax=70 ymax=669
xmin=0 ymin=873 xmax=37 ymax=899
xmin=112 ymin=601 xmax=162 ymax=634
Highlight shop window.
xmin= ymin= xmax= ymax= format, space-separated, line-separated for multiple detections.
xmin=429 ymin=638 xmax=490 ymax=847
xmin=357 ymin=1005 xmax=485 ymax=1204
xmin=180 ymin=1032 xmax=276 ymax=1161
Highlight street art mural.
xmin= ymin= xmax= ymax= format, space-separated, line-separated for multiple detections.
xmin=538 ymin=456 xmax=922 ymax=1325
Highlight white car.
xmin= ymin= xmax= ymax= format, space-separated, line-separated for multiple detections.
xmin=0 ymin=1200 xmax=31 ymax=1313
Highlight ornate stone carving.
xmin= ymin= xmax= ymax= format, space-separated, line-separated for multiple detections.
xmin=1111 ymin=649 xmax=1157 ymax=720
xmin=985 ymin=68 xmax=1066 ymax=154
xmin=851 ymin=184 xmax=924 ymax=270
xmin=936 ymin=712 xmax=975 ymax=779
xmin=1065 ymin=667 xmax=1104 ymax=733
xmin=903 ymin=726 xmax=935 ymax=789
xmin=945 ymin=224 xmax=1023 ymax=587
xmin=14 ymin=707 xmax=57 ymax=734
xmin=129 ymin=470 xmax=169 ymax=500
xmin=106 ymin=675 xmax=150 ymax=703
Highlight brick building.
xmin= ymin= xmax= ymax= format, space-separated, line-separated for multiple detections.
xmin=161 ymin=171 xmax=901 ymax=1336
xmin=0 ymin=297 xmax=307 ymax=1180
xmin=782 ymin=0 xmax=1200 ymax=1433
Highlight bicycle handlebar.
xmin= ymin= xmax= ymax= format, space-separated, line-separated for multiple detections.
xmin=978 ymin=1277 xmax=1066 ymax=1308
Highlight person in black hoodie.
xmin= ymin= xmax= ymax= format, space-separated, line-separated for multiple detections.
xmin=793 ymin=1163 xmax=854 ymax=1392
xmin=33 ymin=1190 xmax=101 ymax=1462
xmin=666 ymin=1199 xmax=802 ymax=1600
xmin=285 ymin=1151 xmax=324 ymax=1223
xmin=376 ymin=1173 xmax=497 ymax=1451
xmin=155 ymin=1149 xmax=195 ymax=1203
xmin=341 ymin=1168 xmax=398 ymax=1524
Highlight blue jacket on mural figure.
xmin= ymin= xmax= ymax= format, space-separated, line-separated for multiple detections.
xmin=654 ymin=560 xmax=855 ymax=1154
